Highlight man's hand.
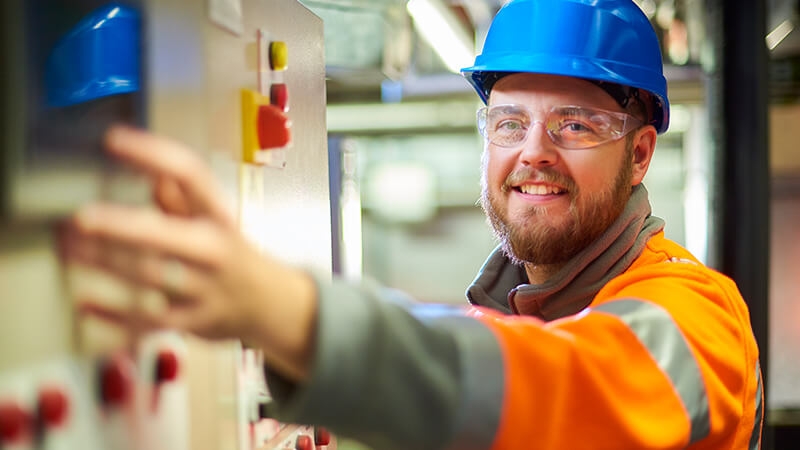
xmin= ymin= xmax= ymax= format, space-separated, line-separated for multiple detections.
xmin=57 ymin=125 xmax=317 ymax=381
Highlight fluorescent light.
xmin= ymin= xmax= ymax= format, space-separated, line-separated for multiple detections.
xmin=340 ymin=179 xmax=363 ymax=281
xmin=407 ymin=0 xmax=474 ymax=73
xmin=365 ymin=162 xmax=437 ymax=223
xmin=766 ymin=19 xmax=794 ymax=51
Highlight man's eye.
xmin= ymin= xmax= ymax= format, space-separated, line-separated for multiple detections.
xmin=563 ymin=122 xmax=590 ymax=132
xmin=498 ymin=120 xmax=524 ymax=131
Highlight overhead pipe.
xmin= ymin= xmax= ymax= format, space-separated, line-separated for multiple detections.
xmin=704 ymin=0 xmax=771 ymax=446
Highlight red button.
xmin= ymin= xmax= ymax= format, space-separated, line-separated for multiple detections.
xmin=270 ymin=83 xmax=289 ymax=112
xmin=99 ymin=357 xmax=132 ymax=407
xmin=155 ymin=350 xmax=179 ymax=383
xmin=0 ymin=401 xmax=30 ymax=443
xmin=295 ymin=434 xmax=313 ymax=450
xmin=257 ymin=105 xmax=291 ymax=149
xmin=37 ymin=387 xmax=69 ymax=428
xmin=314 ymin=427 xmax=331 ymax=445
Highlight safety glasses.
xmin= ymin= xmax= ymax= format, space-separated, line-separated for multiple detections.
xmin=477 ymin=104 xmax=643 ymax=150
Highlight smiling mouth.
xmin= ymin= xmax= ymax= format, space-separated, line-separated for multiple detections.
xmin=516 ymin=184 xmax=567 ymax=195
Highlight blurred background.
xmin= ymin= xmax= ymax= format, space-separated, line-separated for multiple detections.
xmin=306 ymin=0 xmax=800 ymax=446
xmin=308 ymin=0 xmax=799 ymax=431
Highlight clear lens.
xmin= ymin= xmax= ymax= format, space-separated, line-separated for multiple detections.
xmin=477 ymin=104 xmax=643 ymax=149
xmin=478 ymin=104 xmax=530 ymax=147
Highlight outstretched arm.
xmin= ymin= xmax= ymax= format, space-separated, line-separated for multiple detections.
xmin=59 ymin=126 xmax=760 ymax=450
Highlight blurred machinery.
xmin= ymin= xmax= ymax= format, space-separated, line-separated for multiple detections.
xmin=0 ymin=1 xmax=334 ymax=449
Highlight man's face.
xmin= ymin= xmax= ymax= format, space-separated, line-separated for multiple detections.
xmin=480 ymin=73 xmax=638 ymax=266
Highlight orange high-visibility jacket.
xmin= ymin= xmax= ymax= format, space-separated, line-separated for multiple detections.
xmin=470 ymin=231 xmax=763 ymax=449
xmin=268 ymin=211 xmax=762 ymax=449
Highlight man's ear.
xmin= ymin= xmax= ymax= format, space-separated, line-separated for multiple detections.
xmin=630 ymin=126 xmax=657 ymax=186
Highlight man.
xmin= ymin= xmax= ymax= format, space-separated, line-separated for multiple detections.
xmin=60 ymin=0 xmax=763 ymax=449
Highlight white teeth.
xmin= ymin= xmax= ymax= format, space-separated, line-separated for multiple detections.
xmin=519 ymin=185 xmax=563 ymax=195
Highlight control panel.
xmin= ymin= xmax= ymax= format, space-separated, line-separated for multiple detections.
xmin=0 ymin=1 xmax=334 ymax=450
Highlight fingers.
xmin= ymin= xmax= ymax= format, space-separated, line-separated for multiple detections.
xmin=61 ymin=236 xmax=205 ymax=302
xmin=78 ymin=300 xmax=193 ymax=335
xmin=61 ymin=224 xmax=216 ymax=338
xmin=60 ymin=126 xmax=251 ymax=342
xmin=104 ymin=125 xmax=235 ymax=228
xmin=78 ymin=301 xmax=166 ymax=331
xmin=70 ymin=203 xmax=228 ymax=270
xmin=154 ymin=176 xmax=193 ymax=217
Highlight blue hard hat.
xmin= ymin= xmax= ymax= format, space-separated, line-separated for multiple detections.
xmin=45 ymin=4 xmax=141 ymax=107
xmin=461 ymin=0 xmax=670 ymax=134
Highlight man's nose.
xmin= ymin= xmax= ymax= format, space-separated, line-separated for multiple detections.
xmin=519 ymin=121 xmax=559 ymax=166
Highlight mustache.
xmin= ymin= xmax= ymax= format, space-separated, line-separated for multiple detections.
xmin=502 ymin=167 xmax=577 ymax=193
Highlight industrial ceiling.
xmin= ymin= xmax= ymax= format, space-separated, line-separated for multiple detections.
xmin=299 ymin=0 xmax=800 ymax=105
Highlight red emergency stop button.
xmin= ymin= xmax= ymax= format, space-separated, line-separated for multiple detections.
xmin=37 ymin=387 xmax=69 ymax=428
xmin=0 ymin=401 xmax=30 ymax=443
xmin=241 ymin=88 xmax=292 ymax=164
xmin=151 ymin=349 xmax=180 ymax=412
xmin=270 ymin=83 xmax=289 ymax=112
xmin=155 ymin=350 xmax=179 ymax=383
xmin=295 ymin=434 xmax=313 ymax=450
xmin=257 ymin=104 xmax=291 ymax=149
xmin=314 ymin=427 xmax=331 ymax=445
xmin=98 ymin=357 xmax=132 ymax=407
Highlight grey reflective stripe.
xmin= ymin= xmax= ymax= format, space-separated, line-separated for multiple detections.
xmin=749 ymin=361 xmax=764 ymax=450
xmin=593 ymin=299 xmax=711 ymax=444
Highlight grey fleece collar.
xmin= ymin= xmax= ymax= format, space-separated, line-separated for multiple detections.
xmin=465 ymin=184 xmax=665 ymax=321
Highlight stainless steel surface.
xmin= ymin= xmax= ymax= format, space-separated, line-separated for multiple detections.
xmin=0 ymin=1 xmax=332 ymax=449
xmin=147 ymin=1 xmax=332 ymax=449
